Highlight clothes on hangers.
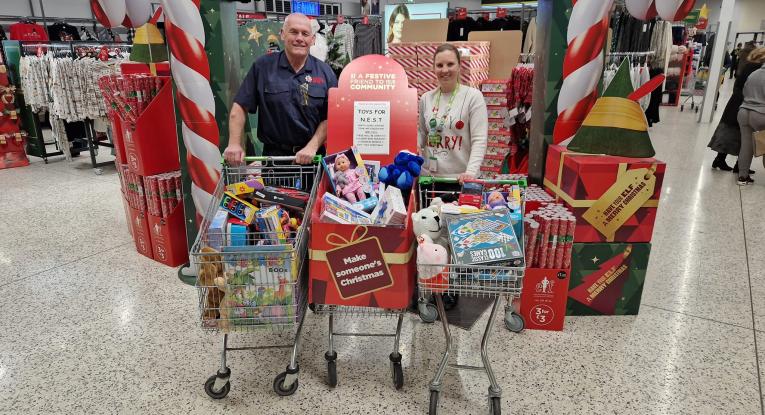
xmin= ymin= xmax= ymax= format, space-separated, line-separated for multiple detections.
xmin=645 ymin=67 xmax=664 ymax=126
xmin=509 ymin=63 xmax=534 ymax=108
xmin=523 ymin=17 xmax=536 ymax=55
xmin=331 ymin=22 xmax=355 ymax=62
xmin=354 ymin=22 xmax=382 ymax=58
xmin=9 ymin=21 xmax=48 ymax=41
xmin=310 ymin=19 xmax=328 ymax=61
xmin=649 ymin=21 xmax=673 ymax=71
xmin=20 ymin=52 xmax=125 ymax=121
xmin=447 ymin=17 xmax=477 ymax=41
xmin=48 ymin=22 xmax=81 ymax=41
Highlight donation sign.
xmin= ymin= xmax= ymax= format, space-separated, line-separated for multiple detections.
xmin=353 ymin=101 xmax=390 ymax=155
xmin=325 ymin=236 xmax=394 ymax=299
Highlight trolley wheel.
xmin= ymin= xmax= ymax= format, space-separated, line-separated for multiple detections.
xmin=325 ymin=351 xmax=338 ymax=388
xmin=442 ymin=293 xmax=459 ymax=311
xmin=680 ymin=105 xmax=684 ymax=112
xmin=309 ymin=303 xmax=316 ymax=312
xmin=489 ymin=397 xmax=502 ymax=415
xmin=273 ymin=371 xmax=299 ymax=396
xmin=504 ymin=311 xmax=525 ymax=333
xmin=695 ymin=107 xmax=699 ymax=113
xmin=418 ymin=300 xmax=437 ymax=323
xmin=204 ymin=375 xmax=230 ymax=399
xmin=429 ymin=390 xmax=440 ymax=415
xmin=389 ymin=353 xmax=403 ymax=390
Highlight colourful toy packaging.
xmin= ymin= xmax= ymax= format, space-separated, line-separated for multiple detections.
xmin=446 ymin=210 xmax=524 ymax=267
xmin=220 ymin=191 xmax=258 ymax=225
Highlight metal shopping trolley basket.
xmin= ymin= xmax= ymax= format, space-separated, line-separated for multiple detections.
xmin=190 ymin=156 xmax=320 ymax=398
xmin=311 ymin=304 xmax=406 ymax=390
xmin=417 ymin=176 xmax=526 ymax=415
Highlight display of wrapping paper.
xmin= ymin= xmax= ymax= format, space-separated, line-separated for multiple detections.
xmin=525 ymin=184 xmax=555 ymax=203
xmin=145 ymin=171 xmax=183 ymax=218
xmin=98 ymin=74 xmax=167 ymax=125
xmin=120 ymin=164 xmax=147 ymax=212
xmin=567 ymin=59 xmax=657 ymax=158
xmin=523 ymin=203 xmax=576 ymax=269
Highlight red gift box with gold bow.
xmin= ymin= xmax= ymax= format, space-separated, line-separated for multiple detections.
xmin=543 ymin=145 xmax=665 ymax=243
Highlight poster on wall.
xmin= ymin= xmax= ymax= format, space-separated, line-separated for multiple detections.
xmin=383 ymin=2 xmax=448 ymax=54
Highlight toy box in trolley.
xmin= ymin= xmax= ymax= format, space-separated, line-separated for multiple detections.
xmin=415 ymin=176 xmax=527 ymax=326
xmin=189 ymin=156 xmax=320 ymax=398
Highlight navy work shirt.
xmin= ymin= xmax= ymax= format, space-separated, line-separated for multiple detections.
xmin=233 ymin=51 xmax=338 ymax=149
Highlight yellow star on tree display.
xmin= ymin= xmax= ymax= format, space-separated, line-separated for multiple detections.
xmin=247 ymin=25 xmax=263 ymax=44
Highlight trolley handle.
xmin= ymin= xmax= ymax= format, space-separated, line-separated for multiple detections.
xmin=418 ymin=176 xmax=528 ymax=187
xmin=220 ymin=155 xmax=323 ymax=166
xmin=242 ymin=155 xmax=323 ymax=163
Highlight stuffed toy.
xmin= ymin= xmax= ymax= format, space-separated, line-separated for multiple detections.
xmin=416 ymin=234 xmax=449 ymax=292
xmin=412 ymin=207 xmax=448 ymax=248
xmin=199 ymin=247 xmax=227 ymax=325
xmin=378 ymin=150 xmax=424 ymax=192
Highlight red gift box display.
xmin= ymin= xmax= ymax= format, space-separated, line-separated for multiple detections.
xmin=543 ymin=145 xmax=665 ymax=243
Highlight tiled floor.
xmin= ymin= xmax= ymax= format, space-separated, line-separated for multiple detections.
xmin=1 ymin=82 xmax=764 ymax=414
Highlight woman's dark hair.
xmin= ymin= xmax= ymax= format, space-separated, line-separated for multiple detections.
xmin=433 ymin=43 xmax=461 ymax=64
xmin=387 ymin=4 xmax=410 ymax=43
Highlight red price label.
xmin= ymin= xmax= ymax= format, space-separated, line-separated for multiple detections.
xmin=530 ymin=304 xmax=554 ymax=326
xmin=497 ymin=8 xmax=507 ymax=18
xmin=456 ymin=7 xmax=467 ymax=20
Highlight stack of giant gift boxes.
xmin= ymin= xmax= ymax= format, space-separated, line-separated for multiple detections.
xmin=543 ymin=146 xmax=665 ymax=316
xmin=0 ymin=59 xmax=29 ymax=169
xmin=480 ymin=79 xmax=514 ymax=178
xmin=390 ymin=41 xmax=490 ymax=98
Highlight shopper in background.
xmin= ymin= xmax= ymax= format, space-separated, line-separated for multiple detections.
xmin=224 ymin=13 xmax=338 ymax=165
xmin=730 ymin=42 xmax=742 ymax=79
xmin=387 ymin=4 xmax=410 ymax=46
xmin=418 ymin=44 xmax=488 ymax=184
xmin=708 ymin=48 xmax=765 ymax=172
xmin=737 ymin=41 xmax=757 ymax=77
xmin=736 ymin=60 xmax=765 ymax=185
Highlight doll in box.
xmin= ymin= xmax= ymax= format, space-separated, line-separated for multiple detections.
xmin=334 ymin=154 xmax=367 ymax=203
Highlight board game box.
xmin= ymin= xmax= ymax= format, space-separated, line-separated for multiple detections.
xmin=446 ymin=211 xmax=524 ymax=267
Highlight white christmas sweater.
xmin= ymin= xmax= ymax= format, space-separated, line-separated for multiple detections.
xmin=418 ymin=85 xmax=488 ymax=177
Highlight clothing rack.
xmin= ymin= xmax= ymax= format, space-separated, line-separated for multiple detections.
xmin=18 ymin=40 xmax=130 ymax=172
xmin=606 ymin=51 xmax=656 ymax=56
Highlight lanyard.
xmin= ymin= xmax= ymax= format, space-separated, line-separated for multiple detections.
xmin=429 ymin=85 xmax=459 ymax=134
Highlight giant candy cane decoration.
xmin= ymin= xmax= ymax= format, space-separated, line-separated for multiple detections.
xmin=552 ymin=0 xmax=614 ymax=144
xmin=161 ymin=0 xmax=221 ymax=221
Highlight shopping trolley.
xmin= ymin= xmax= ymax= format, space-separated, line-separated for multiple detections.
xmin=417 ymin=176 xmax=526 ymax=415
xmin=189 ymin=156 xmax=320 ymax=398
xmin=312 ymin=305 xmax=406 ymax=389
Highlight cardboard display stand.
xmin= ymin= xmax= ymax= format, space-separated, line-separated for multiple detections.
xmin=401 ymin=19 xmax=449 ymax=43
xmin=108 ymin=71 xmax=188 ymax=267
xmin=467 ymin=31 xmax=523 ymax=79
xmin=310 ymin=55 xmax=419 ymax=308
xmin=520 ymin=267 xmax=570 ymax=331
xmin=121 ymin=80 xmax=180 ymax=176
xmin=567 ymin=242 xmax=651 ymax=316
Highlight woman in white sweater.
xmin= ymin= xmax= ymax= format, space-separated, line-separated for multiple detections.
xmin=418 ymin=44 xmax=488 ymax=183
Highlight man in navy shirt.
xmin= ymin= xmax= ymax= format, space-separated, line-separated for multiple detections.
xmin=224 ymin=13 xmax=338 ymax=165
